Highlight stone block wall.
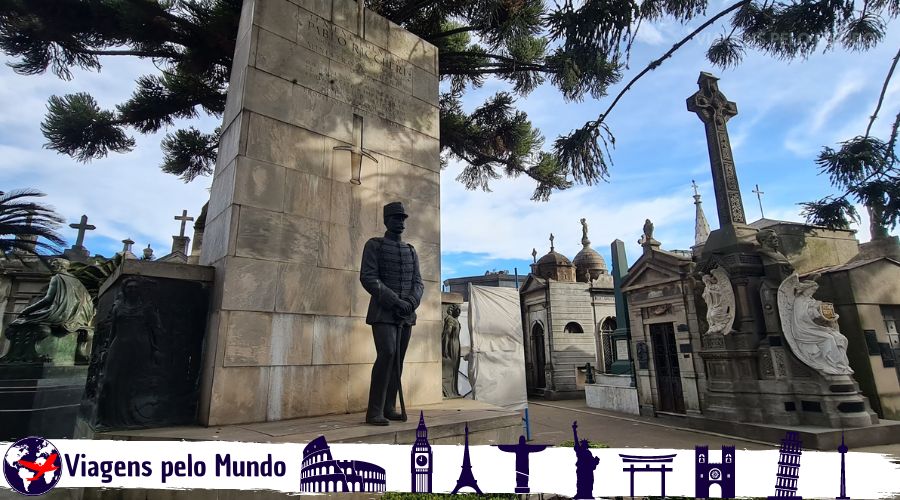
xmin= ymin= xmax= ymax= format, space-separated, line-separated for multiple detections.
xmin=199 ymin=0 xmax=441 ymax=425
xmin=547 ymin=281 xmax=598 ymax=392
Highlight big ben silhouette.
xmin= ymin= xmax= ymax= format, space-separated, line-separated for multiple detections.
xmin=411 ymin=411 xmax=433 ymax=493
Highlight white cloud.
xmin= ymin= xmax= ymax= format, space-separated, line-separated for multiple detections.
xmin=0 ymin=57 xmax=215 ymax=257
xmin=634 ymin=25 xmax=665 ymax=46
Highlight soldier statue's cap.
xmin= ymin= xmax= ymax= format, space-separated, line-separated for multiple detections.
xmin=383 ymin=201 xmax=408 ymax=219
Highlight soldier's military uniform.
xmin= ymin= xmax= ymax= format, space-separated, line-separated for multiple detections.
xmin=360 ymin=202 xmax=424 ymax=424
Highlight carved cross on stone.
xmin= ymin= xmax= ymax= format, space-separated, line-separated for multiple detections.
xmin=69 ymin=214 xmax=96 ymax=248
xmin=687 ymin=72 xmax=746 ymax=226
xmin=334 ymin=114 xmax=378 ymax=185
xmin=174 ymin=210 xmax=194 ymax=237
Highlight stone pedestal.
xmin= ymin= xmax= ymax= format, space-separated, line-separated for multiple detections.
xmin=79 ymin=260 xmax=214 ymax=432
xmin=0 ymin=364 xmax=86 ymax=439
xmin=697 ymin=239 xmax=877 ymax=428
xmin=199 ymin=0 xmax=441 ymax=426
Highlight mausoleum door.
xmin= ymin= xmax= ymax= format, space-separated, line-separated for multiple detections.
xmin=531 ymin=323 xmax=547 ymax=388
xmin=649 ymin=322 xmax=685 ymax=413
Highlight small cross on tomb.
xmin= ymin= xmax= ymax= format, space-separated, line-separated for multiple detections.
xmin=174 ymin=210 xmax=194 ymax=238
xmin=752 ymin=184 xmax=765 ymax=219
xmin=69 ymin=215 xmax=96 ymax=248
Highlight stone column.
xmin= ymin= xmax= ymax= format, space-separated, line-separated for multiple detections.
xmin=610 ymin=239 xmax=632 ymax=375
xmin=198 ymin=0 xmax=442 ymax=425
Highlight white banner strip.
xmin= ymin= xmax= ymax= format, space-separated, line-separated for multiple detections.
xmin=3 ymin=439 xmax=899 ymax=498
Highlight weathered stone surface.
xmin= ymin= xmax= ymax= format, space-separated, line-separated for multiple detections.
xmin=417 ymin=286 xmax=442 ymax=322
xmin=199 ymin=205 xmax=238 ymax=265
xmin=268 ymin=364 xmax=350 ymax=419
xmin=206 ymin=160 xmax=236 ymax=223
xmin=328 ymin=181 xmax=381 ymax=232
xmin=585 ymin=377 xmax=640 ymax=415
xmin=312 ymin=316 xmax=375 ymax=365
xmin=382 ymin=157 xmax=439 ymax=204
xmin=246 ymin=113 xmax=328 ymax=177
xmin=217 ymin=111 xmax=249 ymax=170
xmin=220 ymin=311 xmax=315 ymax=367
xmin=364 ymin=8 xmax=389 ymax=49
xmin=235 ymin=207 xmax=322 ymax=264
xmin=256 ymin=29 xmax=329 ymax=95
xmin=388 ymin=21 xmax=437 ymax=74
xmin=415 ymin=242 xmax=440 ymax=283
xmin=318 ymin=223 xmax=377 ymax=272
xmin=330 ymin=0 xmax=358 ymax=35
xmin=233 ymin=157 xmax=286 ymax=212
xmin=209 ymin=366 xmax=270 ymax=425
xmin=405 ymin=320 xmax=440 ymax=363
xmin=401 ymin=198 xmax=440 ymax=245
xmin=348 ymin=363 xmax=373 ymax=411
xmin=286 ymin=0 xmax=330 ymax=20
xmin=283 ymin=170 xmax=332 ymax=221
xmin=402 ymin=361 xmax=441 ymax=406
xmin=220 ymin=256 xmax=279 ymax=312
xmin=412 ymin=65 xmax=439 ymax=106
xmin=254 ymin=0 xmax=299 ymax=42
xmin=275 ymin=263 xmax=354 ymax=315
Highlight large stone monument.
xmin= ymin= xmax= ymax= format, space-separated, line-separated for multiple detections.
xmin=198 ymin=0 xmax=441 ymax=425
xmin=687 ymin=72 xmax=876 ymax=430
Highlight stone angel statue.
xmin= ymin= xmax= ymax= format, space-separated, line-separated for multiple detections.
xmin=777 ymin=273 xmax=853 ymax=376
xmin=701 ymin=267 xmax=735 ymax=335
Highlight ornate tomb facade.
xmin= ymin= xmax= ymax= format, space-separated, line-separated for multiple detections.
xmin=520 ymin=221 xmax=617 ymax=398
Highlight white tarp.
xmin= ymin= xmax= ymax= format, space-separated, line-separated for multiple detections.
xmin=466 ymin=284 xmax=528 ymax=410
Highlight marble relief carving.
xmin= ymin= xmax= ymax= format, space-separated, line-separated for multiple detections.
xmin=777 ymin=273 xmax=853 ymax=376
xmin=701 ymin=267 xmax=735 ymax=336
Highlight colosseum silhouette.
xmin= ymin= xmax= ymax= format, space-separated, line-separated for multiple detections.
xmin=300 ymin=436 xmax=387 ymax=493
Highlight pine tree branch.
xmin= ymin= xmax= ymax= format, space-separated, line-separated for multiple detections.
xmin=441 ymin=53 xmax=548 ymax=75
xmin=588 ymin=0 xmax=751 ymax=129
xmin=390 ymin=0 xmax=439 ymax=24
xmin=428 ymin=26 xmax=479 ymax=41
xmin=84 ymin=49 xmax=180 ymax=58
xmin=865 ymin=44 xmax=900 ymax=138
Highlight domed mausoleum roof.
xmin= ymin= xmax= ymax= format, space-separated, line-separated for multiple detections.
xmin=537 ymin=250 xmax=573 ymax=267
xmin=532 ymin=234 xmax=576 ymax=282
xmin=573 ymin=218 xmax=606 ymax=282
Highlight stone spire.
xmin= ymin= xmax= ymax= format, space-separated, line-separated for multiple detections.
xmin=692 ymin=180 xmax=710 ymax=246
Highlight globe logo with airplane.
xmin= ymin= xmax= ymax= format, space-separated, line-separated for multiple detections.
xmin=3 ymin=437 xmax=62 ymax=495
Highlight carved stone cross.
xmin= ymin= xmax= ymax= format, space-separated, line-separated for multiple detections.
xmin=174 ymin=209 xmax=194 ymax=237
xmin=687 ymin=72 xmax=746 ymax=226
xmin=334 ymin=114 xmax=378 ymax=185
xmin=69 ymin=214 xmax=96 ymax=248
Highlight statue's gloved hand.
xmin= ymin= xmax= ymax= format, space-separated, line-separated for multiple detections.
xmin=396 ymin=300 xmax=413 ymax=317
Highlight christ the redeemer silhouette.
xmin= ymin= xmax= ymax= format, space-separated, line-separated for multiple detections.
xmin=494 ymin=435 xmax=549 ymax=493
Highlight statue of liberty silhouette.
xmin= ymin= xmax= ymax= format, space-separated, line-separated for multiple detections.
xmin=572 ymin=421 xmax=600 ymax=499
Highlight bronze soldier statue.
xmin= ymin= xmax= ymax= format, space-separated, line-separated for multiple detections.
xmin=360 ymin=202 xmax=424 ymax=426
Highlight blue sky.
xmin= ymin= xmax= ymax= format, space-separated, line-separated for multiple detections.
xmin=1 ymin=4 xmax=898 ymax=283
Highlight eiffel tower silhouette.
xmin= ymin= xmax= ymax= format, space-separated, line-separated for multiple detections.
xmin=451 ymin=423 xmax=483 ymax=494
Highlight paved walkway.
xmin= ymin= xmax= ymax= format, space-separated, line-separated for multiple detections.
xmin=527 ymin=399 xmax=900 ymax=457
